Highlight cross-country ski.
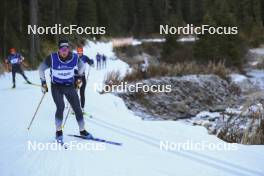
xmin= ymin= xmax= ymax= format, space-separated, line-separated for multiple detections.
xmin=68 ymin=134 xmax=122 ymax=146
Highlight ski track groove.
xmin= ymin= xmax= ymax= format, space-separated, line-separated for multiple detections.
xmin=89 ymin=116 xmax=263 ymax=176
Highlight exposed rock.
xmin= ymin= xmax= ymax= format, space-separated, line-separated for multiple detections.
xmin=117 ymin=71 xmax=264 ymax=144
xmin=118 ymin=75 xmax=239 ymax=120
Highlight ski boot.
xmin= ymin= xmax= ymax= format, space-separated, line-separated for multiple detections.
xmin=12 ymin=84 xmax=16 ymax=89
xmin=81 ymin=108 xmax=85 ymax=115
xmin=26 ymin=80 xmax=32 ymax=84
xmin=55 ymin=130 xmax=63 ymax=143
xmin=80 ymin=130 xmax=93 ymax=139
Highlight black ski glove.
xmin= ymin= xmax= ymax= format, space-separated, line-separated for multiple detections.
xmin=41 ymin=81 xmax=48 ymax=93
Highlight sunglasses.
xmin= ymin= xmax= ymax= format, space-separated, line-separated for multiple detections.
xmin=59 ymin=47 xmax=70 ymax=53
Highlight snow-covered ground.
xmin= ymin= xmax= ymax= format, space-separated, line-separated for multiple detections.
xmin=132 ymin=37 xmax=197 ymax=46
xmin=229 ymin=69 xmax=264 ymax=92
xmin=249 ymin=48 xmax=264 ymax=56
xmin=0 ymin=41 xmax=264 ymax=176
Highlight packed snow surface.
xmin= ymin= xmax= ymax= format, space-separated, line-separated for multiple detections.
xmin=0 ymin=41 xmax=263 ymax=176
xmin=249 ymin=48 xmax=264 ymax=55
xmin=229 ymin=69 xmax=264 ymax=91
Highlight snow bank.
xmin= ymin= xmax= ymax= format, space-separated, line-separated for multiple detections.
xmin=228 ymin=71 xmax=264 ymax=93
xmin=229 ymin=74 xmax=248 ymax=83
xmin=190 ymin=103 xmax=264 ymax=145
xmin=249 ymin=48 xmax=264 ymax=55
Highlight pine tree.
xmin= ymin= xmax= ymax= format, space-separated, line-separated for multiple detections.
xmin=190 ymin=0 xmax=204 ymax=25
xmin=194 ymin=0 xmax=246 ymax=67
xmin=261 ymin=0 xmax=264 ymax=26
xmin=123 ymin=0 xmax=137 ymax=35
xmin=107 ymin=0 xmax=126 ymax=36
xmin=0 ymin=0 xmax=263 ymax=67
xmin=59 ymin=0 xmax=78 ymax=26
xmin=76 ymin=0 xmax=97 ymax=27
xmin=96 ymin=0 xmax=109 ymax=33
xmin=152 ymin=0 xmax=169 ymax=31
xmin=168 ymin=0 xmax=183 ymax=25
xmin=134 ymin=0 xmax=155 ymax=36
xmin=161 ymin=34 xmax=180 ymax=63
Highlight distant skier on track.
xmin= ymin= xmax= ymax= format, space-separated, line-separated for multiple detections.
xmin=38 ymin=39 xmax=93 ymax=142
xmin=96 ymin=52 xmax=101 ymax=70
xmin=102 ymin=54 xmax=107 ymax=68
xmin=5 ymin=48 xmax=32 ymax=88
xmin=76 ymin=47 xmax=94 ymax=113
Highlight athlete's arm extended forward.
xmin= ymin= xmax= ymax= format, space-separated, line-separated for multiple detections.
xmin=39 ymin=56 xmax=51 ymax=83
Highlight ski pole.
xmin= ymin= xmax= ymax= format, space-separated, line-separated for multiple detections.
xmin=27 ymin=93 xmax=46 ymax=130
xmin=63 ymin=87 xmax=80 ymax=129
xmin=65 ymin=99 xmax=69 ymax=109
xmin=62 ymin=106 xmax=71 ymax=129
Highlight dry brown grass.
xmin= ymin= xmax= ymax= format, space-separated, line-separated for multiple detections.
xmin=104 ymin=70 xmax=122 ymax=86
xmin=104 ymin=61 xmax=231 ymax=86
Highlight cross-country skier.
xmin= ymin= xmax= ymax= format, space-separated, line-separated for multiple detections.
xmin=5 ymin=48 xmax=31 ymax=88
xmin=76 ymin=47 xmax=94 ymax=113
xmin=96 ymin=52 xmax=101 ymax=70
xmin=38 ymin=39 xmax=92 ymax=142
xmin=102 ymin=54 xmax=107 ymax=68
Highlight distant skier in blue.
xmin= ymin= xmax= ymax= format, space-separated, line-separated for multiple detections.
xmin=5 ymin=48 xmax=31 ymax=88
xmin=76 ymin=47 xmax=94 ymax=113
xmin=38 ymin=39 xmax=93 ymax=142
xmin=102 ymin=54 xmax=107 ymax=68
xmin=96 ymin=52 xmax=101 ymax=70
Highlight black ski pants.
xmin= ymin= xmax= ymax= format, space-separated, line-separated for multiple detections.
xmin=51 ymin=84 xmax=85 ymax=131
xmin=11 ymin=65 xmax=28 ymax=84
